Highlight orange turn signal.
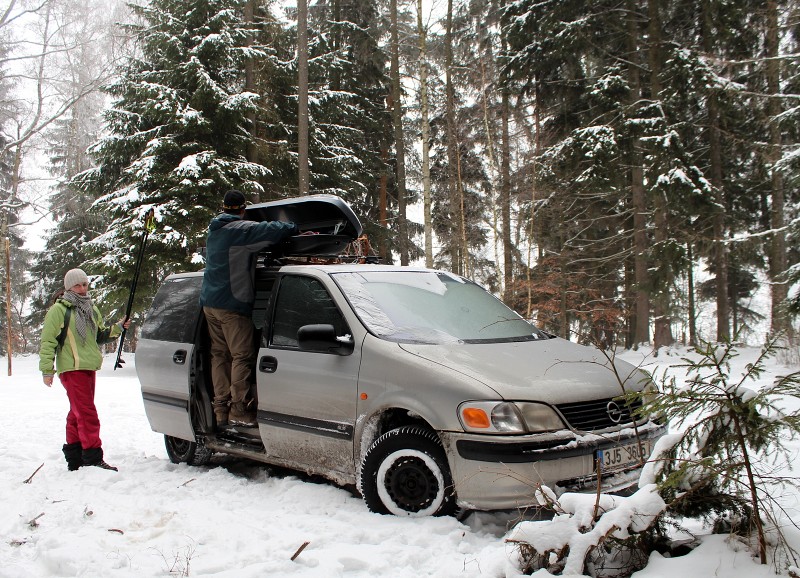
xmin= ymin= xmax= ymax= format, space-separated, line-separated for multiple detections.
xmin=360 ymin=393 xmax=368 ymax=400
xmin=461 ymin=407 xmax=490 ymax=428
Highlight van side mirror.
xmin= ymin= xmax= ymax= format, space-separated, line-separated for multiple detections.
xmin=297 ymin=324 xmax=354 ymax=355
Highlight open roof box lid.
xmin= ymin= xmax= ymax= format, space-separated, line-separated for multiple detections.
xmin=245 ymin=194 xmax=363 ymax=257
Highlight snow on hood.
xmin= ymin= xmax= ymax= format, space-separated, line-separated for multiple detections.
xmin=398 ymin=337 xmax=649 ymax=405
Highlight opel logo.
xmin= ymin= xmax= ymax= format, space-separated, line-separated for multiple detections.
xmin=606 ymin=401 xmax=624 ymax=424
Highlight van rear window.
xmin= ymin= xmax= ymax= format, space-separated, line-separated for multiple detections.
xmin=141 ymin=276 xmax=203 ymax=343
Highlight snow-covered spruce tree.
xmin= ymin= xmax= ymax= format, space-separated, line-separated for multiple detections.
xmin=427 ymin=0 xmax=492 ymax=287
xmin=775 ymin=1 xmax=800 ymax=325
xmin=645 ymin=338 xmax=800 ymax=566
xmin=73 ymin=0 xmax=270 ymax=307
xmin=0 ymin=132 xmax=29 ymax=356
xmin=303 ymin=0 xmax=392 ymax=246
xmin=501 ymin=1 xmax=656 ymax=343
xmin=28 ymin=103 xmax=107 ymax=327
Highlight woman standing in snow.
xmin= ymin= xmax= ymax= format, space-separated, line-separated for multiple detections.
xmin=39 ymin=268 xmax=131 ymax=472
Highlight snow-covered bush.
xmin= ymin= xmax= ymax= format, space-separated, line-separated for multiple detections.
xmin=645 ymin=337 xmax=800 ymax=566
xmin=507 ymin=485 xmax=668 ymax=577
xmin=507 ymin=337 xmax=800 ymax=576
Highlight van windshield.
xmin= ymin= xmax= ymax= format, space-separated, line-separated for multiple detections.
xmin=332 ymin=271 xmax=550 ymax=344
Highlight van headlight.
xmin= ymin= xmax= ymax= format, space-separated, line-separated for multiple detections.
xmin=458 ymin=401 xmax=565 ymax=434
xmin=640 ymin=381 xmax=667 ymax=423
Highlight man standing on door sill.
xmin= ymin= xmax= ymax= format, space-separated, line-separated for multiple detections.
xmin=200 ymin=190 xmax=298 ymax=428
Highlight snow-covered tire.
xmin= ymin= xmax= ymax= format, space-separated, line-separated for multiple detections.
xmin=164 ymin=435 xmax=212 ymax=466
xmin=360 ymin=426 xmax=457 ymax=517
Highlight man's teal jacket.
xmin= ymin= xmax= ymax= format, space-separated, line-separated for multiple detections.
xmin=200 ymin=213 xmax=297 ymax=315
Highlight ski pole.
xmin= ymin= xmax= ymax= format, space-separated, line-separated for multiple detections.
xmin=115 ymin=209 xmax=155 ymax=370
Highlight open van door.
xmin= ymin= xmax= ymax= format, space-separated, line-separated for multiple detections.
xmin=137 ymin=274 xmax=204 ymax=441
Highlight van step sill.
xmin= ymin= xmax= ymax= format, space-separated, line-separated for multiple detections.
xmin=206 ymin=433 xmax=265 ymax=456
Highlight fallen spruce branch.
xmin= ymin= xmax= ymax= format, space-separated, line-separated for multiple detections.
xmin=108 ymin=528 xmax=124 ymax=535
xmin=23 ymin=464 xmax=44 ymax=484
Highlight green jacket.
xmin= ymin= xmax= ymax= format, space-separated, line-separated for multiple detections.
xmin=39 ymin=299 xmax=122 ymax=375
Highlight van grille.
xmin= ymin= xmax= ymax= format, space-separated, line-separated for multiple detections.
xmin=555 ymin=397 xmax=643 ymax=431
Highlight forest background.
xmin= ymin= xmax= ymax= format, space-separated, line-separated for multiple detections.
xmin=2 ymin=0 xmax=800 ymax=361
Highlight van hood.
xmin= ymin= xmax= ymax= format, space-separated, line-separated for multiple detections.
xmin=398 ymin=337 xmax=648 ymax=404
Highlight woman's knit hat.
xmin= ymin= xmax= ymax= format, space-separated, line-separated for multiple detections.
xmin=64 ymin=268 xmax=89 ymax=290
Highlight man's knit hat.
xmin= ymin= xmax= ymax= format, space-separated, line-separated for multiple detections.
xmin=64 ymin=268 xmax=89 ymax=290
xmin=223 ymin=189 xmax=247 ymax=212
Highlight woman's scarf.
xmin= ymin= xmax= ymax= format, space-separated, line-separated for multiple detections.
xmin=61 ymin=291 xmax=96 ymax=342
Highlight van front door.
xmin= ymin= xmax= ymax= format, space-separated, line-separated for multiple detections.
xmin=256 ymin=274 xmax=361 ymax=480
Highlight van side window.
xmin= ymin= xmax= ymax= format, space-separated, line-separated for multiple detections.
xmin=271 ymin=275 xmax=347 ymax=348
xmin=141 ymin=276 xmax=203 ymax=343
xmin=252 ymin=276 xmax=276 ymax=330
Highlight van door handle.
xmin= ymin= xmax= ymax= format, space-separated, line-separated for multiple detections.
xmin=259 ymin=356 xmax=277 ymax=373
xmin=173 ymin=350 xmax=187 ymax=365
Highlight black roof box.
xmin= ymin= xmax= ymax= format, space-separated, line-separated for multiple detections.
xmin=245 ymin=194 xmax=363 ymax=257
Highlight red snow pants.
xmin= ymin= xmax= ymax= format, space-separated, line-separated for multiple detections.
xmin=60 ymin=370 xmax=102 ymax=449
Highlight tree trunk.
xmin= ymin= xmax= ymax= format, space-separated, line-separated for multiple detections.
xmin=560 ymin=258 xmax=569 ymax=339
xmin=625 ymin=257 xmax=634 ymax=348
xmin=687 ymin=241 xmax=697 ymax=346
xmin=244 ymin=0 xmax=257 ymax=167
xmin=527 ymin=81 xmax=542 ymax=318
xmin=766 ymin=0 xmax=789 ymax=340
xmin=4 ymin=145 xmax=22 ymax=374
xmin=478 ymin=40 xmax=502 ymax=288
xmin=652 ymin=199 xmax=674 ymax=348
xmin=456 ymin=143 xmax=469 ymax=276
xmin=297 ymin=0 xmax=309 ymax=195
xmin=4 ymin=225 xmax=11 ymax=375
xmin=628 ymin=0 xmax=650 ymax=345
xmin=379 ymin=141 xmax=389 ymax=262
xmin=702 ymin=0 xmax=730 ymax=341
xmin=444 ymin=0 xmax=460 ymax=274
xmin=390 ymin=0 xmax=408 ymax=265
xmin=649 ymin=0 xmax=674 ymax=349
xmin=332 ymin=0 xmax=341 ymax=92
xmin=500 ymin=25 xmax=513 ymax=304
xmin=417 ymin=0 xmax=433 ymax=268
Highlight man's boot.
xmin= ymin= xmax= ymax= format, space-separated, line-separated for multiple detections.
xmin=82 ymin=447 xmax=118 ymax=471
xmin=213 ymin=399 xmax=230 ymax=427
xmin=62 ymin=442 xmax=83 ymax=471
xmin=229 ymin=399 xmax=257 ymax=427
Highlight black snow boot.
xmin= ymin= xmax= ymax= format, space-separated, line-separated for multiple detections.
xmin=62 ymin=442 xmax=83 ymax=471
xmin=82 ymin=447 xmax=118 ymax=472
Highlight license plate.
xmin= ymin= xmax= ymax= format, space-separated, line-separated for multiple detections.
xmin=597 ymin=439 xmax=652 ymax=472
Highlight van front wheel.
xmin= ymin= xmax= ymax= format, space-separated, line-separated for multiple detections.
xmin=164 ymin=435 xmax=212 ymax=466
xmin=360 ymin=426 xmax=457 ymax=517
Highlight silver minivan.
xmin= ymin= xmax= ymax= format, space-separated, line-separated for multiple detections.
xmin=137 ymin=195 xmax=666 ymax=517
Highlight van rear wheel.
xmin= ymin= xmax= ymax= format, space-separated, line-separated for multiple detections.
xmin=164 ymin=435 xmax=212 ymax=466
xmin=360 ymin=426 xmax=457 ymax=517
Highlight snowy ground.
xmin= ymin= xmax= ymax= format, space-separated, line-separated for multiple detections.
xmin=0 ymin=346 xmax=797 ymax=577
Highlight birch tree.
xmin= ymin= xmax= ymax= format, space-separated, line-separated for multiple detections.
xmin=0 ymin=0 xmax=119 ymax=368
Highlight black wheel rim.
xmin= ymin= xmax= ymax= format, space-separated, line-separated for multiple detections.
xmin=384 ymin=455 xmax=439 ymax=513
xmin=171 ymin=438 xmax=191 ymax=457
